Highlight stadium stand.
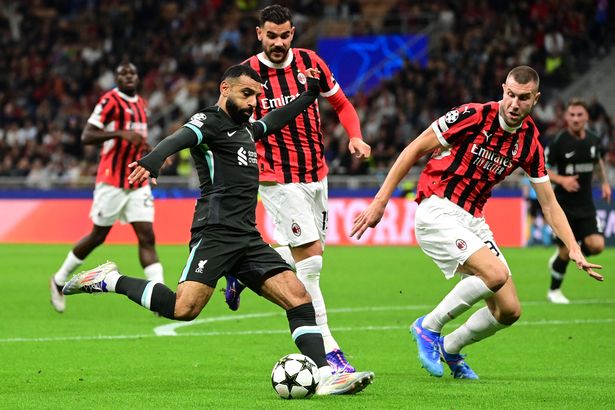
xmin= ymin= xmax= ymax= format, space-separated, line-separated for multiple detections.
xmin=0 ymin=0 xmax=613 ymax=189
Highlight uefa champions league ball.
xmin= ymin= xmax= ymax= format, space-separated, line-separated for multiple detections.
xmin=271 ymin=353 xmax=320 ymax=399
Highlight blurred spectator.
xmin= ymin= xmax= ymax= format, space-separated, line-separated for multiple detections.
xmin=0 ymin=0 xmax=613 ymax=188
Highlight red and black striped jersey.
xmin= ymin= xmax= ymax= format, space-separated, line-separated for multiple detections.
xmin=243 ymin=48 xmax=337 ymax=183
xmin=88 ymin=88 xmax=149 ymax=189
xmin=416 ymin=101 xmax=549 ymax=216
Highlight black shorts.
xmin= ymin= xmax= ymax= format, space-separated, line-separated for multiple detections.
xmin=179 ymin=226 xmax=290 ymax=293
xmin=554 ymin=212 xmax=603 ymax=246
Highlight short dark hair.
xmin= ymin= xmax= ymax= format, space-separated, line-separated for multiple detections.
xmin=116 ymin=62 xmax=137 ymax=75
xmin=567 ymin=98 xmax=588 ymax=112
xmin=260 ymin=4 xmax=293 ymax=27
xmin=506 ymin=66 xmax=540 ymax=88
xmin=221 ymin=64 xmax=262 ymax=84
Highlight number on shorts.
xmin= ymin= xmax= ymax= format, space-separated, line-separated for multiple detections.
xmin=484 ymin=240 xmax=500 ymax=257
xmin=321 ymin=211 xmax=328 ymax=231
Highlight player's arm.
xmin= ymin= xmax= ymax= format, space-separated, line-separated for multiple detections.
xmin=128 ymin=127 xmax=197 ymax=185
xmin=351 ymin=126 xmax=442 ymax=239
xmin=82 ymin=121 xmax=146 ymax=146
xmin=546 ymin=168 xmax=579 ymax=192
xmin=595 ymin=157 xmax=612 ymax=204
xmin=326 ymin=88 xmax=371 ymax=159
xmin=255 ymin=73 xmax=320 ymax=137
xmin=532 ymin=180 xmax=603 ymax=281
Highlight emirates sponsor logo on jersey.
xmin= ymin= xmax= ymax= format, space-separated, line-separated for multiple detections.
xmin=470 ymin=144 xmax=513 ymax=175
xmin=260 ymin=92 xmax=300 ymax=110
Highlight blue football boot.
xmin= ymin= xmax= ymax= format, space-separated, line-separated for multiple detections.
xmin=410 ymin=316 xmax=443 ymax=377
xmin=224 ymin=275 xmax=246 ymax=311
xmin=438 ymin=336 xmax=479 ymax=379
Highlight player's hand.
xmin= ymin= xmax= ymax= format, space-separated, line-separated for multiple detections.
xmin=128 ymin=161 xmax=157 ymax=185
xmin=161 ymin=157 xmax=174 ymax=170
xmin=569 ymin=247 xmax=604 ymax=281
xmin=350 ymin=199 xmax=388 ymax=239
xmin=560 ymin=175 xmax=580 ymax=192
xmin=304 ymin=68 xmax=320 ymax=79
xmin=602 ymin=182 xmax=611 ymax=204
xmin=349 ymin=138 xmax=371 ymax=159
xmin=119 ymin=130 xmax=145 ymax=145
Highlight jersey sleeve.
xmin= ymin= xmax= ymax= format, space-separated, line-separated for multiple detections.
xmin=312 ymin=53 xmax=339 ymax=98
xmin=181 ymin=112 xmax=217 ymax=145
xmin=431 ymin=103 xmax=482 ymax=147
xmin=523 ymin=140 xmax=549 ymax=183
xmin=88 ymin=94 xmax=118 ymax=129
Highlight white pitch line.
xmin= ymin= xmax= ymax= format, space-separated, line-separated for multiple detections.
xmin=2 ymin=299 xmax=615 ymax=343
xmin=154 ymin=299 xmax=615 ymax=336
xmin=1 ymin=318 xmax=615 ymax=344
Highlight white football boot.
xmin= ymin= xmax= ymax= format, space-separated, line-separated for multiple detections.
xmin=316 ymin=370 xmax=374 ymax=395
xmin=63 ymin=261 xmax=118 ymax=295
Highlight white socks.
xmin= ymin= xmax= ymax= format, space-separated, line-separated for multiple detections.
xmin=443 ymin=307 xmax=508 ymax=354
xmin=295 ymin=255 xmax=339 ymax=353
xmin=274 ymin=246 xmax=296 ymax=270
xmin=102 ymin=270 xmax=122 ymax=292
xmin=144 ymin=262 xmax=164 ymax=284
xmin=54 ymin=251 xmax=84 ymax=286
xmin=422 ymin=275 xmax=494 ymax=332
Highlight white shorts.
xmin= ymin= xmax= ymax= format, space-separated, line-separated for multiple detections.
xmin=414 ymin=195 xmax=510 ymax=279
xmin=90 ymin=183 xmax=155 ymax=227
xmin=259 ymin=178 xmax=328 ymax=248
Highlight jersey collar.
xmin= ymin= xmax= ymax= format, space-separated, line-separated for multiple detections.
xmin=497 ymin=101 xmax=523 ymax=133
xmin=256 ymin=48 xmax=294 ymax=69
xmin=115 ymin=88 xmax=139 ymax=103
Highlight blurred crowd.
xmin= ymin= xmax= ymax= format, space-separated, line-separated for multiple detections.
xmin=0 ymin=0 xmax=613 ymax=189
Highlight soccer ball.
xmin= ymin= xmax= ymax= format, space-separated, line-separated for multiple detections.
xmin=271 ymin=353 xmax=320 ymax=399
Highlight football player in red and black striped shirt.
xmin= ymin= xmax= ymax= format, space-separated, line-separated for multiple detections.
xmin=50 ymin=62 xmax=164 ymax=313
xmin=352 ymin=66 xmax=603 ymax=379
xmin=225 ymin=4 xmax=371 ymax=373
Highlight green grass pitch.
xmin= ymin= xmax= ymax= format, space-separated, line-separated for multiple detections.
xmin=0 ymin=244 xmax=613 ymax=409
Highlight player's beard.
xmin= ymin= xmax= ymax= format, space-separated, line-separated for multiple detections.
xmin=226 ymin=97 xmax=253 ymax=124
xmin=265 ymin=45 xmax=288 ymax=64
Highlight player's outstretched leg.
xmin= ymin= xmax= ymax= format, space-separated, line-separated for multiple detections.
xmin=410 ymin=315 xmax=443 ymax=377
xmin=224 ymin=275 xmax=246 ymax=311
xmin=438 ymin=336 xmax=479 ymax=379
xmin=63 ymin=261 xmax=178 ymax=319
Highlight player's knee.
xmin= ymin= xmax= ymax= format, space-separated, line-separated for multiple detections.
xmin=174 ymin=298 xmax=204 ymax=321
xmin=498 ymin=305 xmax=521 ymax=325
xmin=479 ymin=265 xmax=509 ymax=291
xmin=90 ymin=230 xmax=109 ymax=246
xmin=586 ymin=241 xmax=604 ymax=255
xmin=137 ymin=229 xmax=156 ymax=247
